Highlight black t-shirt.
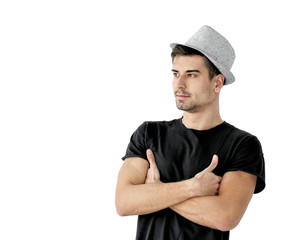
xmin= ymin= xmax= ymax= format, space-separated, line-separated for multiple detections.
xmin=122 ymin=118 xmax=266 ymax=240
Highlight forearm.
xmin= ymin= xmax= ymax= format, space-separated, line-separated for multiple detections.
xmin=170 ymin=196 xmax=233 ymax=231
xmin=170 ymin=171 xmax=256 ymax=231
xmin=116 ymin=180 xmax=192 ymax=216
xmin=116 ymin=153 xmax=223 ymax=217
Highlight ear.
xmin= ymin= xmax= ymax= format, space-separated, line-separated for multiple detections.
xmin=214 ymin=74 xmax=225 ymax=93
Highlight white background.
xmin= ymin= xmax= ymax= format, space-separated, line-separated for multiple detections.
xmin=0 ymin=0 xmax=288 ymax=239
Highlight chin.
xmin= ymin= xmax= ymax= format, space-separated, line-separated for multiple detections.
xmin=176 ymin=103 xmax=198 ymax=112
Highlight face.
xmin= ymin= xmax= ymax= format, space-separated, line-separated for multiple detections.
xmin=172 ymin=55 xmax=220 ymax=113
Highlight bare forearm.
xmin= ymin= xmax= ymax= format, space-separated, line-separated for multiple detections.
xmin=116 ymin=153 xmax=223 ymax=217
xmin=170 ymin=172 xmax=256 ymax=231
xmin=170 ymin=196 xmax=232 ymax=231
xmin=116 ymin=180 xmax=192 ymax=216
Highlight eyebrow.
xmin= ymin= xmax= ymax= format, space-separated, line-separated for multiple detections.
xmin=171 ymin=69 xmax=201 ymax=73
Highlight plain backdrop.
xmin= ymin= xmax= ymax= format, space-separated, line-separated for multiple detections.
xmin=0 ymin=0 xmax=288 ymax=239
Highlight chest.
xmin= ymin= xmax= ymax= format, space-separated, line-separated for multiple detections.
xmin=150 ymin=132 xmax=227 ymax=182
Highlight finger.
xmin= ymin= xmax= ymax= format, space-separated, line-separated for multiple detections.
xmin=146 ymin=149 xmax=156 ymax=166
xmin=205 ymin=155 xmax=218 ymax=172
xmin=217 ymin=176 xmax=222 ymax=183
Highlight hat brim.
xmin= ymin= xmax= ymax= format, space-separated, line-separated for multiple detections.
xmin=170 ymin=43 xmax=235 ymax=85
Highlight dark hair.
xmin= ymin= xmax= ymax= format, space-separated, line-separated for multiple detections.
xmin=171 ymin=45 xmax=224 ymax=82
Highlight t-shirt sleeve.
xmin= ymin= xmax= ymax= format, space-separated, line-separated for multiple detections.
xmin=122 ymin=122 xmax=148 ymax=161
xmin=227 ymin=136 xmax=266 ymax=194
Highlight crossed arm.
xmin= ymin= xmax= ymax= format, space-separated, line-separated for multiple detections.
xmin=115 ymin=150 xmax=257 ymax=231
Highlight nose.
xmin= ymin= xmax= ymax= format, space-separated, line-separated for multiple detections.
xmin=175 ymin=75 xmax=186 ymax=89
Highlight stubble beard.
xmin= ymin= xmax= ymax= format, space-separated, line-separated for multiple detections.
xmin=174 ymin=90 xmax=200 ymax=112
xmin=175 ymin=99 xmax=200 ymax=112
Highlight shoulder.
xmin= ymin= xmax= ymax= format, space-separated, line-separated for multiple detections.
xmin=130 ymin=119 xmax=179 ymax=141
xmin=225 ymin=122 xmax=253 ymax=137
xmin=144 ymin=118 xmax=179 ymax=127
xmin=142 ymin=119 xmax=180 ymax=133
xmin=223 ymin=123 xmax=264 ymax=165
xmin=224 ymin=123 xmax=265 ymax=193
xmin=225 ymin=122 xmax=261 ymax=147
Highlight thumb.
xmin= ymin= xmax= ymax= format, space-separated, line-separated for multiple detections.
xmin=205 ymin=155 xmax=218 ymax=172
xmin=146 ymin=149 xmax=156 ymax=166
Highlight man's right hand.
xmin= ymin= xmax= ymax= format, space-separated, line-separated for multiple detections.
xmin=145 ymin=149 xmax=161 ymax=184
xmin=191 ymin=155 xmax=222 ymax=197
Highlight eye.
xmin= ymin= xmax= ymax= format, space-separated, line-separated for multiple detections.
xmin=173 ymin=72 xmax=180 ymax=77
xmin=188 ymin=74 xmax=196 ymax=78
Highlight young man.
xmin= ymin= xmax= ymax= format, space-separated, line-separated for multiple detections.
xmin=115 ymin=25 xmax=265 ymax=240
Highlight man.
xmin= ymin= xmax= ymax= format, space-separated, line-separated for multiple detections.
xmin=115 ymin=25 xmax=265 ymax=240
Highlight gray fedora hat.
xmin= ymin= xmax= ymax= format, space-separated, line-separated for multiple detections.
xmin=170 ymin=25 xmax=235 ymax=85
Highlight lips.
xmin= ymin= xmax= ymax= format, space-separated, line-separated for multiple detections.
xmin=175 ymin=92 xmax=191 ymax=98
xmin=176 ymin=94 xmax=189 ymax=97
xmin=174 ymin=90 xmax=191 ymax=98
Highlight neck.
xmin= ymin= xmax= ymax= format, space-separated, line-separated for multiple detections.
xmin=182 ymin=105 xmax=223 ymax=130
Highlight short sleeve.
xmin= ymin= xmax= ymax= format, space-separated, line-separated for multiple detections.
xmin=228 ymin=136 xmax=266 ymax=194
xmin=122 ymin=122 xmax=148 ymax=161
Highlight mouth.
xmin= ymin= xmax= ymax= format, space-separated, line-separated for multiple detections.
xmin=175 ymin=92 xmax=191 ymax=99
xmin=176 ymin=94 xmax=190 ymax=98
xmin=175 ymin=90 xmax=191 ymax=98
